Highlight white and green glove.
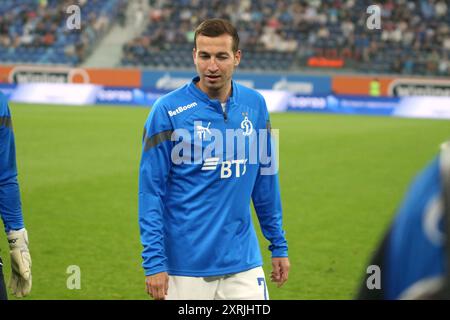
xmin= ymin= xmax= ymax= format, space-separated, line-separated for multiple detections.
xmin=7 ymin=228 xmax=32 ymax=298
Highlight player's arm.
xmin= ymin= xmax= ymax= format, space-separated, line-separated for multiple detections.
xmin=0 ymin=95 xmax=32 ymax=298
xmin=138 ymin=101 xmax=173 ymax=300
xmin=0 ymin=97 xmax=24 ymax=232
xmin=251 ymin=99 xmax=289 ymax=287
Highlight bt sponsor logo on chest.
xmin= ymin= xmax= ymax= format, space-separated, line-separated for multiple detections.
xmin=201 ymin=157 xmax=248 ymax=179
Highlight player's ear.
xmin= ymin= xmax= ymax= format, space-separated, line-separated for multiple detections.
xmin=234 ymin=50 xmax=241 ymax=67
xmin=192 ymin=48 xmax=197 ymax=64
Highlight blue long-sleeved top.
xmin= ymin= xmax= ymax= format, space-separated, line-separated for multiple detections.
xmin=139 ymin=77 xmax=288 ymax=276
xmin=385 ymin=155 xmax=446 ymax=299
xmin=0 ymin=92 xmax=24 ymax=232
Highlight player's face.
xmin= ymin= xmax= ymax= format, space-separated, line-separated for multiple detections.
xmin=193 ymin=34 xmax=241 ymax=100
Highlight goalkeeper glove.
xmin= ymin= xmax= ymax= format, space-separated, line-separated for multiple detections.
xmin=7 ymin=228 xmax=32 ymax=298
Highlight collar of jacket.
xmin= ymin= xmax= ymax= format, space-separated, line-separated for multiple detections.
xmin=188 ymin=76 xmax=238 ymax=112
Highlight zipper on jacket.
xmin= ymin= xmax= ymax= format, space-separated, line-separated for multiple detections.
xmin=222 ymin=100 xmax=230 ymax=123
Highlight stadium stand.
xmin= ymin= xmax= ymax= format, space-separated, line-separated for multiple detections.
xmin=121 ymin=0 xmax=450 ymax=76
xmin=0 ymin=0 xmax=127 ymax=66
xmin=0 ymin=0 xmax=448 ymax=76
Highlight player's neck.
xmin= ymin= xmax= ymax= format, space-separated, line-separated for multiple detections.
xmin=197 ymin=81 xmax=231 ymax=103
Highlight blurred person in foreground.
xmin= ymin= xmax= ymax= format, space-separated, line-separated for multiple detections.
xmin=138 ymin=19 xmax=289 ymax=300
xmin=0 ymin=93 xmax=32 ymax=300
xmin=357 ymin=141 xmax=450 ymax=299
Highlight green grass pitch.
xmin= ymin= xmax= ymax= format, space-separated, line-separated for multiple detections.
xmin=1 ymin=103 xmax=449 ymax=299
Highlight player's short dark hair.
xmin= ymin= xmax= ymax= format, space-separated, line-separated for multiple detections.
xmin=194 ymin=18 xmax=240 ymax=53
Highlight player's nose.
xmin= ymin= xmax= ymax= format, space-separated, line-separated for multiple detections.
xmin=207 ymin=58 xmax=219 ymax=72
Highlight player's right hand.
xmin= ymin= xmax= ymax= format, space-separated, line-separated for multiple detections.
xmin=271 ymin=257 xmax=290 ymax=288
xmin=146 ymin=272 xmax=169 ymax=300
xmin=7 ymin=228 xmax=32 ymax=298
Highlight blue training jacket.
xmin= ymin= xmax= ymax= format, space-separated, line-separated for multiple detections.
xmin=139 ymin=77 xmax=288 ymax=277
xmin=0 ymin=92 xmax=24 ymax=232
xmin=385 ymin=155 xmax=446 ymax=299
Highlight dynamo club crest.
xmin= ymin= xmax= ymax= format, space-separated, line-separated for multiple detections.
xmin=241 ymin=116 xmax=253 ymax=136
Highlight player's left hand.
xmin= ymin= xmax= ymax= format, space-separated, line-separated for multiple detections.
xmin=7 ymin=228 xmax=32 ymax=298
xmin=271 ymin=257 xmax=290 ymax=287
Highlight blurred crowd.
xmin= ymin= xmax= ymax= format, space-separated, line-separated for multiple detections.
xmin=0 ymin=0 xmax=126 ymax=65
xmin=122 ymin=0 xmax=450 ymax=76
xmin=0 ymin=0 xmax=448 ymax=76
